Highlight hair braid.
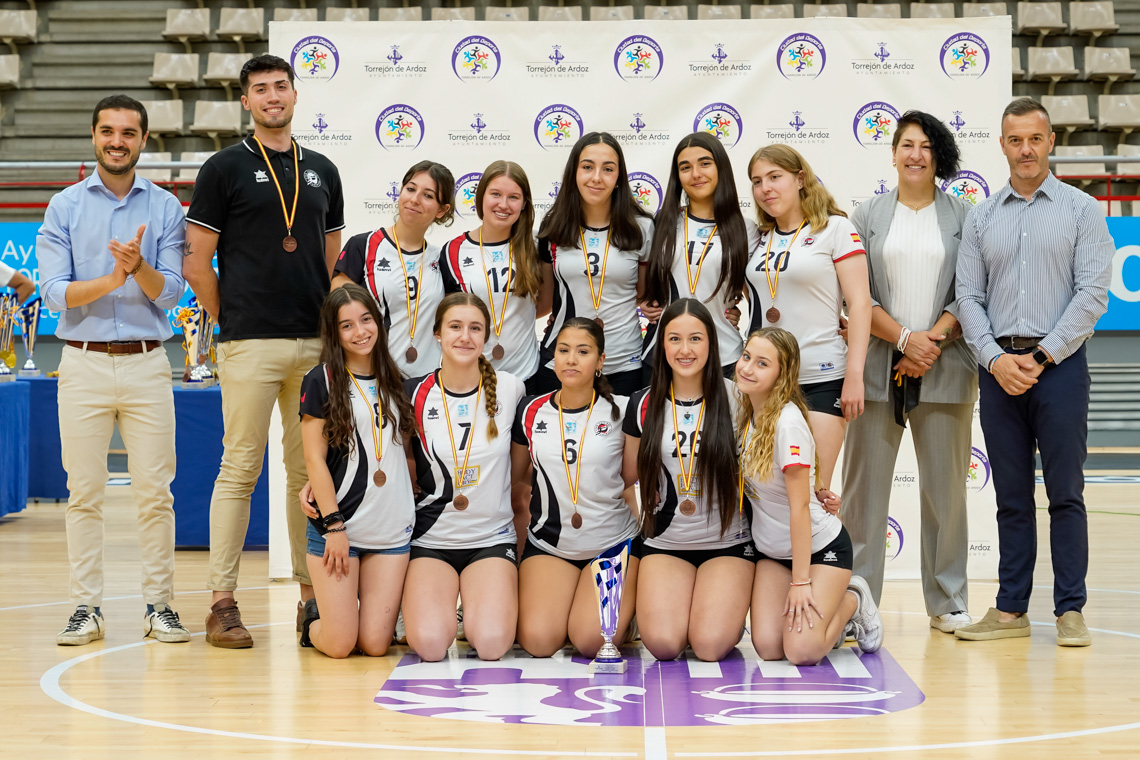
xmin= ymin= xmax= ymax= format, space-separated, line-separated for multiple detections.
xmin=593 ymin=370 xmax=621 ymax=421
xmin=477 ymin=355 xmax=499 ymax=439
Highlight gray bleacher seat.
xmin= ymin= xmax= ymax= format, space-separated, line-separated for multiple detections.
xmin=378 ymin=8 xmax=423 ymax=21
xmin=697 ymin=4 xmax=742 ymax=19
xmin=204 ymin=52 xmax=247 ymax=101
xmin=803 ymin=4 xmax=848 ymax=17
xmin=0 ymin=9 xmax=36 ymax=55
xmin=1041 ymin=94 xmax=1094 ymax=144
xmin=1017 ymin=2 xmax=1067 ymax=46
xmin=161 ymin=8 xmax=209 ymax=55
xmin=1054 ymin=145 xmax=1106 ymax=180
xmin=1012 ymin=47 xmax=1025 ymax=81
xmin=1098 ymin=94 xmax=1140 ymax=143
xmin=325 ymin=8 xmax=371 ymax=22
xmin=216 ymin=8 xmax=265 ymax=54
xmin=538 ymin=5 xmax=584 ymax=21
xmin=910 ymin=3 xmax=955 ymax=19
xmin=148 ymin=53 xmax=200 ymax=95
xmin=1085 ymin=47 xmax=1135 ymax=94
xmin=138 ymin=99 xmax=183 ymax=152
xmin=0 ymin=54 xmax=19 ymax=89
xmin=590 ymin=5 xmax=633 ymax=20
xmin=1070 ymin=2 xmax=1118 ymax=43
xmin=273 ymin=8 xmax=318 ymax=23
xmin=857 ymin=4 xmax=902 ymax=18
xmin=136 ymin=152 xmax=173 ymax=183
xmin=750 ymin=4 xmax=795 ymax=18
xmin=177 ymin=151 xmax=215 ymax=182
xmin=190 ymin=100 xmax=243 ymax=151
xmin=645 ymin=5 xmax=688 ymax=19
xmin=488 ymin=6 xmax=532 ymax=20
xmin=1026 ymin=46 xmax=1079 ymax=94
xmin=962 ymin=3 xmax=1008 ymax=18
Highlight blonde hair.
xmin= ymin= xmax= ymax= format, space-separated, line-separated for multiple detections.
xmin=748 ymin=144 xmax=846 ymax=235
xmin=735 ymin=328 xmax=821 ymax=490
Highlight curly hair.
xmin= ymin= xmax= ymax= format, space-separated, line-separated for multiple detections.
xmin=892 ymin=110 xmax=961 ymax=183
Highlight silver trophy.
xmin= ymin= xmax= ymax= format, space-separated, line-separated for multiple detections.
xmin=175 ymin=297 xmax=216 ymax=388
xmin=17 ymin=296 xmax=41 ymax=377
xmin=589 ymin=539 xmax=632 ymax=675
xmin=0 ymin=293 xmax=17 ymax=382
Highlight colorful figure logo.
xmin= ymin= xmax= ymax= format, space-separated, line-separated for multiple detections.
xmin=886 ymin=516 xmax=904 ymax=560
xmin=614 ymin=35 xmax=664 ymax=81
xmin=451 ymin=35 xmax=502 ymax=82
xmin=454 ymin=172 xmax=482 ymax=219
xmin=777 ymin=33 xmax=827 ymax=80
xmin=967 ymin=446 xmax=992 ymax=491
xmin=628 ymin=171 xmax=663 ymax=215
xmin=940 ymin=33 xmax=990 ymax=79
xmin=694 ymin=103 xmax=743 ymax=148
xmin=533 ymin=104 xmax=584 ymax=150
xmin=940 ymin=170 xmax=991 ymax=206
xmin=375 ymin=104 xmax=425 ymax=151
xmin=290 ymin=36 xmax=339 ymax=81
xmin=852 ymin=102 xmax=902 ymax=148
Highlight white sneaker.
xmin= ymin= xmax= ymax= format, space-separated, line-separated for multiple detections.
xmin=847 ymin=576 xmax=883 ymax=653
xmin=144 ymin=603 xmax=190 ymax=643
xmin=57 ymin=605 xmax=105 ymax=646
xmin=394 ymin=610 xmax=407 ymax=645
xmin=455 ymin=605 xmax=466 ymax=642
xmin=930 ymin=611 xmax=972 ymax=633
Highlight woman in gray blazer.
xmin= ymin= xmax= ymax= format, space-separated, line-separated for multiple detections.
xmin=842 ymin=111 xmax=979 ymax=633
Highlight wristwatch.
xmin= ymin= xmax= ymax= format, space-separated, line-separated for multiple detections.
xmin=1032 ymin=348 xmax=1053 ymax=368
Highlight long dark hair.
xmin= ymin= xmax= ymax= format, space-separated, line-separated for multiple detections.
xmin=637 ymin=298 xmax=740 ymax=538
xmin=318 ymin=283 xmax=415 ymax=451
xmin=537 ymin=131 xmax=650 ymax=252
xmin=399 ymin=160 xmax=456 ymax=227
xmin=433 ymin=292 xmax=501 ymax=439
xmin=645 ymin=132 xmax=748 ymax=307
xmin=894 ymin=110 xmax=961 ymax=183
xmin=475 ymin=160 xmax=541 ymax=301
xmin=554 ymin=317 xmax=620 ymax=421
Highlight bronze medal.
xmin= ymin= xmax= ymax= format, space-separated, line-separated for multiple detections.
xmin=571 ymin=512 xmax=583 ymax=530
xmin=491 ymin=344 xmax=505 ymax=361
xmin=765 ymin=306 xmax=781 ymax=323
xmin=283 ymin=235 xmax=298 ymax=252
xmin=594 ymin=317 xmax=604 ymax=329
xmin=679 ymin=499 xmax=697 ymax=516
xmin=405 ymin=346 xmax=418 ymax=363
xmin=373 ymin=470 xmax=386 ymax=487
xmin=454 ymin=494 xmax=469 ymax=510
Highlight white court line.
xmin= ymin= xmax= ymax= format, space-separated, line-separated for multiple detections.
xmin=824 ymin=647 xmax=871 ymax=679
xmin=644 ymin=727 xmax=668 ymax=760
xmin=685 ymin=652 xmax=723 ymax=679
xmin=755 ymin=657 xmax=801 ymax=678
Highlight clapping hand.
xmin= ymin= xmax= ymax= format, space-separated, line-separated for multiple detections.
xmin=109 ymin=224 xmax=146 ymax=277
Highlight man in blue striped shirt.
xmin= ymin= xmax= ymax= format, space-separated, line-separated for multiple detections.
xmin=954 ymin=97 xmax=1114 ymax=647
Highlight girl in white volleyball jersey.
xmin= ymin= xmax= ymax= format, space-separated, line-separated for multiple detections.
xmin=297 ymin=283 xmax=416 ymax=659
xmin=333 ymin=161 xmax=455 ymax=378
xmin=402 ymin=292 xmax=527 ymax=662
xmin=624 ymin=298 xmax=754 ymax=662
xmin=642 ymin=132 xmax=754 ymax=380
xmin=512 ymin=317 xmax=641 ymax=658
xmin=531 ymin=132 xmax=654 ymax=396
xmin=441 ymin=161 xmax=552 ymax=383
xmin=735 ymin=327 xmax=882 ymax=663
xmin=746 ymin=144 xmax=872 ymax=491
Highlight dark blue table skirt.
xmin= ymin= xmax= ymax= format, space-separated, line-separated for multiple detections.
xmin=0 ymin=381 xmax=30 ymax=517
xmin=20 ymin=376 xmax=68 ymax=500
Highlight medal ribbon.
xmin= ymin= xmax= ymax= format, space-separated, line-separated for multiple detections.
xmin=670 ymin=384 xmax=706 ymax=497
xmin=439 ymin=372 xmax=481 ymax=494
xmin=252 ymin=137 xmax=299 ymax=238
xmin=763 ymin=219 xmax=807 ymax=305
xmin=557 ymin=391 xmax=596 ymax=506
xmin=389 ymin=226 xmax=425 ymax=345
xmin=478 ymin=232 xmax=513 ymax=340
xmin=348 ymin=370 xmax=382 ymax=468
xmin=579 ymin=228 xmax=611 ymax=318
xmin=683 ymin=212 xmax=718 ymax=296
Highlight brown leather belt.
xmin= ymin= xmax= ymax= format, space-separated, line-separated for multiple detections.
xmin=66 ymin=340 xmax=163 ymax=355
xmin=996 ymin=336 xmax=1044 ymax=350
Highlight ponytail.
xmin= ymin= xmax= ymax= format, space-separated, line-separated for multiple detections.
xmin=478 ymin=355 xmax=499 ymax=439
xmin=593 ymin=369 xmax=620 ymax=421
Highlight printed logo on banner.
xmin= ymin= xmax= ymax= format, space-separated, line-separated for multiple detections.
xmin=851 ymin=41 xmax=915 ymax=74
xmin=967 ymin=446 xmax=991 ymax=491
xmin=363 ymin=181 xmax=401 ymax=216
xmin=364 ymin=45 xmax=427 ymax=79
xmin=694 ymin=103 xmax=743 ymax=148
xmin=688 ymin=42 xmax=752 ymax=77
xmin=534 ymin=104 xmax=584 ymax=150
xmin=941 ymin=171 xmax=990 ymax=206
xmin=611 ymin=112 xmax=672 ymax=148
xmin=448 ymin=113 xmax=512 ymax=147
xmin=945 ymin=109 xmax=993 ymax=145
xmin=940 ymin=33 xmax=990 ymax=79
xmin=291 ymin=36 xmax=339 ymax=81
xmin=294 ymin=113 xmax=353 ymax=146
xmin=852 ymin=101 xmax=901 ymax=148
xmin=534 ymin=181 xmax=562 ymax=217
xmin=629 ymin=172 xmax=664 ymax=215
xmin=764 ymin=110 xmax=830 ymax=145
xmin=527 ymin=44 xmax=590 ymax=78
xmin=376 ymin=105 xmax=425 ymax=151
xmin=777 ymin=33 xmax=826 ymax=79
xmin=454 ymin=172 xmax=482 ymax=220
xmin=886 ymin=516 xmax=904 ymax=560
xmin=614 ymin=35 xmax=664 ymax=81
xmin=452 ymin=35 xmax=502 ymax=82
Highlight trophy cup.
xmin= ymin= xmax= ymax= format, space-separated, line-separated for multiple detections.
xmin=0 ymin=293 xmax=16 ymax=382
xmin=17 ymin=296 xmax=41 ymax=377
xmin=175 ymin=297 xmax=216 ymax=388
xmin=588 ymin=539 xmax=632 ymax=675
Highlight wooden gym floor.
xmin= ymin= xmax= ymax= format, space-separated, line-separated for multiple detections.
xmin=2 ymin=471 xmax=1139 ymax=760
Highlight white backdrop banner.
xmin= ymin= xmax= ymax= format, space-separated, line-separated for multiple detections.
xmin=266 ymin=18 xmax=1010 ymax=580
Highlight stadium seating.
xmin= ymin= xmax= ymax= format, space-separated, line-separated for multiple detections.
xmin=1026 ymin=46 xmax=1080 ymax=94
xmin=149 ymin=53 xmax=200 ymax=96
xmin=1084 ymin=47 xmax=1136 ymax=94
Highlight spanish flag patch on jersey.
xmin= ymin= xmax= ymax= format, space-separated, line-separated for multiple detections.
xmin=850 ymin=232 xmax=862 ymax=244
xmin=790 ymin=445 xmax=801 ymax=456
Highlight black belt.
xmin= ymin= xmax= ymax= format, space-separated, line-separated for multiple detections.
xmin=996 ymin=336 xmax=1044 ymax=350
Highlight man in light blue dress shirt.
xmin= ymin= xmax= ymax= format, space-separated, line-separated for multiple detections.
xmin=37 ymin=95 xmax=191 ymax=646
xmin=955 ymin=97 xmax=1114 ymax=647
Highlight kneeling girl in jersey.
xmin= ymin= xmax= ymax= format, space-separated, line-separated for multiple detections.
xmin=513 ymin=317 xmax=641 ymax=658
xmin=625 ymin=298 xmax=754 ymax=662
xmin=735 ymin=327 xmax=882 ymax=665
xmin=298 ymin=283 xmax=417 ymax=659
xmin=403 ymin=292 xmax=527 ymax=662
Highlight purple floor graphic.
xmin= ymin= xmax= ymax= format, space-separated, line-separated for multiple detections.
xmin=375 ymin=644 xmax=924 ymax=726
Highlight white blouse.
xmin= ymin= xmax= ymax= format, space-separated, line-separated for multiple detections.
xmin=880 ymin=202 xmax=947 ymax=331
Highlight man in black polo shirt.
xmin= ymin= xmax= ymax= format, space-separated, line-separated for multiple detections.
xmin=183 ymin=54 xmax=344 ymax=648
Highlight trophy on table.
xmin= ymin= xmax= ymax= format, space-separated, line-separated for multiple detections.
xmin=588 ymin=538 xmax=633 ymax=675
xmin=174 ymin=297 xmax=216 ymax=388
xmin=17 ymin=296 xmax=41 ymax=377
xmin=0 ymin=292 xmax=17 ymax=382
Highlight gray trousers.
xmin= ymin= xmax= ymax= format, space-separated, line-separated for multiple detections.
xmin=842 ymin=400 xmax=973 ymax=616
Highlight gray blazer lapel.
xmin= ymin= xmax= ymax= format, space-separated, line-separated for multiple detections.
xmin=933 ymin=192 xmax=965 ymax=318
xmin=867 ymin=188 xmax=898 ymax=309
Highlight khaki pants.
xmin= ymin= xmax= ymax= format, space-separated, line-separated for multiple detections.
xmin=207 ymin=338 xmax=320 ymax=591
xmin=58 ymin=344 xmax=177 ymax=607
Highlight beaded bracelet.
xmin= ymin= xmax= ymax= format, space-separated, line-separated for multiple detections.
xmin=326 ymin=526 xmax=347 ymax=534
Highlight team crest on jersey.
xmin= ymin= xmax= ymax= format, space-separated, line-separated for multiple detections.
xmin=254 ymin=170 xmax=269 ymax=183
xmin=594 ymin=422 xmax=611 ymax=436
xmin=429 ymin=261 xmax=439 ymax=272
xmin=463 ymin=256 xmax=474 ymax=267
xmin=802 ymin=236 xmax=815 ymax=247
xmin=376 ymin=258 xmax=391 ymax=272
xmin=491 ymin=401 xmax=503 ymax=417
xmin=427 ymin=407 xmax=439 ymax=420
xmin=304 ymin=169 xmax=321 ymax=188
xmin=535 ymin=421 xmax=548 ymax=433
